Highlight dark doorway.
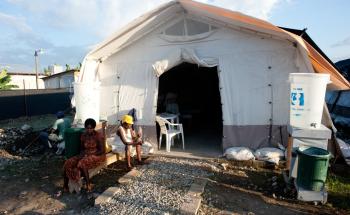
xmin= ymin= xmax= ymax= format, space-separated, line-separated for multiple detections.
xmin=157 ymin=63 xmax=223 ymax=156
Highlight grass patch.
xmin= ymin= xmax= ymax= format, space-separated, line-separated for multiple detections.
xmin=326 ymin=172 xmax=350 ymax=211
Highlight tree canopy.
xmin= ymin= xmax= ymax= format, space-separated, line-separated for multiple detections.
xmin=0 ymin=69 xmax=19 ymax=90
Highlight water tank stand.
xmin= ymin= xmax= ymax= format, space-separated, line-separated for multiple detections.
xmin=294 ymin=179 xmax=328 ymax=205
xmin=285 ymin=124 xmax=331 ymax=204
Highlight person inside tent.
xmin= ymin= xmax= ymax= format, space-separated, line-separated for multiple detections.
xmin=165 ymin=92 xmax=180 ymax=115
xmin=63 ymin=118 xmax=106 ymax=192
xmin=117 ymin=115 xmax=143 ymax=170
xmin=39 ymin=111 xmax=71 ymax=153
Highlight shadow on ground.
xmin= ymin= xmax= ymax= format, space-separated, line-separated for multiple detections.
xmin=0 ymin=154 xmax=128 ymax=214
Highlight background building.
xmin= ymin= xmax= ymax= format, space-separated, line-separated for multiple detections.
xmin=42 ymin=69 xmax=79 ymax=89
xmin=8 ymin=72 xmax=46 ymax=89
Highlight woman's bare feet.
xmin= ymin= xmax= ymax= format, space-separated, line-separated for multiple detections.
xmin=63 ymin=186 xmax=69 ymax=193
xmin=126 ymin=165 xmax=133 ymax=171
xmin=87 ymin=183 xmax=94 ymax=192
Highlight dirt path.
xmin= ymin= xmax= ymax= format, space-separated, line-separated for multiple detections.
xmin=0 ymin=152 xmax=348 ymax=214
xmin=198 ymin=162 xmax=348 ymax=215
xmin=0 ymin=151 xmax=128 ymax=214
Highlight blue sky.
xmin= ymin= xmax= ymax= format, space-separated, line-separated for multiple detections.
xmin=0 ymin=0 xmax=349 ymax=72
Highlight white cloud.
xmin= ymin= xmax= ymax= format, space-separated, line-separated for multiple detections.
xmin=332 ymin=36 xmax=350 ymax=48
xmin=3 ymin=0 xmax=290 ymax=71
xmin=6 ymin=0 xmax=287 ymax=38
xmin=197 ymin=0 xmax=283 ymax=20
xmin=0 ymin=12 xmax=32 ymax=32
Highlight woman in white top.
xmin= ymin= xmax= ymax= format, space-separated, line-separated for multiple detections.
xmin=117 ymin=115 xmax=143 ymax=169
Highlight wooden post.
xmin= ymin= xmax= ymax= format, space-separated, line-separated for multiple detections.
xmin=286 ymin=135 xmax=293 ymax=170
xmin=23 ymin=79 xmax=28 ymax=117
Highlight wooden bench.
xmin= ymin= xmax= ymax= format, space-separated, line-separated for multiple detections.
xmin=87 ymin=123 xmax=149 ymax=178
xmin=87 ymin=123 xmax=120 ymax=178
xmin=88 ymin=152 xmax=121 ymax=178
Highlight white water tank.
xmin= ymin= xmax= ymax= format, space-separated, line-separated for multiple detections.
xmin=289 ymin=73 xmax=330 ymax=129
xmin=73 ymin=82 xmax=100 ymax=124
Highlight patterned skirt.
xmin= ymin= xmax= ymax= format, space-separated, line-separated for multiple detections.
xmin=63 ymin=154 xmax=106 ymax=181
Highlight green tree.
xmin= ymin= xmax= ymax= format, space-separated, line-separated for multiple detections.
xmin=44 ymin=67 xmax=51 ymax=76
xmin=65 ymin=64 xmax=70 ymax=71
xmin=0 ymin=69 xmax=18 ymax=90
xmin=75 ymin=62 xmax=82 ymax=70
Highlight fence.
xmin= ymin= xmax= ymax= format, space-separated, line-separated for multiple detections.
xmin=0 ymin=89 xmax=72 ymax=120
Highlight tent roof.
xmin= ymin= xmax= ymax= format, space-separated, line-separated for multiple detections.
xmin=86 ymin=0 xmax=350 ymax=90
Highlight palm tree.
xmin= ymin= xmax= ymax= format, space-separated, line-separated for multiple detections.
xmin=65 ymin=64 xmax=70 ymax=71
xmin=0 ymin=69 xmax=18 ymax=90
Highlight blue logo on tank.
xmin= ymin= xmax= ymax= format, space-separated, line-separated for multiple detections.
xmin=291 ymin=92 xmax=304 ymax=106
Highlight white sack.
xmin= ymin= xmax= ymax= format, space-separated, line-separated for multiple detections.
xmin=106 ymin=136 xmax=135 ymax=156
xmin=107 ymin=136 xmax=153 ymax=156
xmin=254 ymin=147 xmax=285 ymax=165
xmin=224 ymin=147 xmax=255 ymax=161
xmin=142 ymin=141 xmax=154 ymax=155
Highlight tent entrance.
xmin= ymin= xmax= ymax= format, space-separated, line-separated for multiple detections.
xmin=156 ymin=62 xmax=223 ymax=156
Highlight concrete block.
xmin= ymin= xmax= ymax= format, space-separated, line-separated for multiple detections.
xmin=188 ymin=178 xmax=207 ymax=197
xmin=294 ymin=181 xmax=327 ymax=204
xmin=180 ymin=178 xmax=207 ymax=214
xmin=217 ymin=211 xmax=234 ymax=215
xmin=287 ymin=124 xmax=331 ymax=139
xmin=180 ymin=196 xmax=202 ymax=215
xmin=293 ymin=138 xmax=328 ymax=150
xmin=95 ymin=187 xmax=121 ymax=205
xmin=118 ymin=169 xmax=140 ymax=185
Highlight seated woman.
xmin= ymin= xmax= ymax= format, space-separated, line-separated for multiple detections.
xmin=63 ymin=118 xmax=106 ymax=192
xmin=117 ymin=115 xmax=143 ymax=169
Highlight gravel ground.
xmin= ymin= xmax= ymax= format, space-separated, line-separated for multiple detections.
xmin=85 ymin=156 xmax=217 ymax=215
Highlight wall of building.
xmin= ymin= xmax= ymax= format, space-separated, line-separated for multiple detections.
xmin=44 ymin=71 xmax=79 ymax=89
xmin=10 ymin=74 xmax=45 ymax=89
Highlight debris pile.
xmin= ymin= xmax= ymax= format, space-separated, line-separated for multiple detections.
xmin=0 ymin=127 xmax=28 ymax=147
xmin=0 ymin=125 xmax=43 ymax=156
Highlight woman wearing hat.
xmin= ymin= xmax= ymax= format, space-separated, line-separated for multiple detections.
xmin=117 ymin=115 xmax=143 ymax=169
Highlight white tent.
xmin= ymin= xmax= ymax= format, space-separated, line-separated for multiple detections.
xmin=75 ymin=0 xmax=350 ymax=151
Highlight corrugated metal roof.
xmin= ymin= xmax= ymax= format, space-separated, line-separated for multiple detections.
xmin=41 ymin=69 xmax=79 ymax=80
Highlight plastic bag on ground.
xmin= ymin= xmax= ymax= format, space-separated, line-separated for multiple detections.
xmin=142 ymin=141 xmax=154 ymax=155
xmin=107 ymin=136 xmax=154 ymax=156
xmin=224 ymin=147 xmax=255 ymax=161
xmin=106 ymin=136 xmax=135 ymax=156
xmin=254 ymin=147 xmax=285 ymax=165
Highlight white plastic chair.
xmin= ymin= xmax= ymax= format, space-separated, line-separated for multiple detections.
xmin=155 ymin=116 xmax=185 ymax=152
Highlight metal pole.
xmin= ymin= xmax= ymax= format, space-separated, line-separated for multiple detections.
xmin=23 ymin=79 xmax=28 ymax=117
xmin=35 ymin=51 xmax=39 ymax=89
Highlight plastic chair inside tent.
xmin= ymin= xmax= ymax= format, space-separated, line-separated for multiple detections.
xmin=155 ymin=116 xmax=184 ymax=152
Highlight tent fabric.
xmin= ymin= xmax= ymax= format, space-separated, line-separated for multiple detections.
xmin=304 ymin=41 xmax=350 ymax=90
xmin=78 ymin=59 xmax=99 ymax=82
xmin=152 ymin=48 xmax=218 ymax=77
xmin=223 ymin=125 xmax=288 ymax=150
xmin=179 ymin=0 xmax=287 ymax=37
xmin=179 ymin=0 xmax=349 ymax=90
xmin=82 ymin=0 xmax=348 ymax=90
xmin=75 ymin=0 xmax=347 ymax=151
